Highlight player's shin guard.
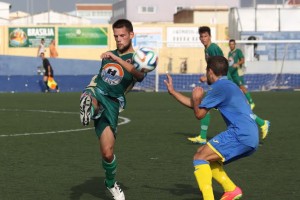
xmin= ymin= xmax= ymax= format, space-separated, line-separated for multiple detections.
xmin=193 ymin=160 xmax=214 ymax=200
xmin=102 ymin=155 xmax=117 ymax=188
xmin=210 ymin=161 xmax=236 ymax=192
xmin=200 ymin=112 xmax=210 ymax=139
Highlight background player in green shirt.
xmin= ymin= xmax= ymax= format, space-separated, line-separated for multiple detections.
xmin=228 ymin=39 xmax=255 ymax=109
xmin=188 ymin=26 xmax=223 ymax=144
xmin=79 ymin=19 xmax=145 ymax=200
xmin=228 ymin=39 xmax=270 ymax=140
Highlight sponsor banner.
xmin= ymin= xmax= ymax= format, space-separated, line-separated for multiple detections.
xmin=58 ymin=27 xmax=108 ymax=47
xmin=166 ymin=27 xmax=216 ymax=48
xmin=133 ymin=27 xmax=163 ymax=48
xmin=9 ymin=27 xmax=55 ymax=47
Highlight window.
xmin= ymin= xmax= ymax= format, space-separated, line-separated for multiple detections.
xmin=77 ymin=10 xmax=112 ymax=18
xmin=113 ymin=8 xmax=125 ymax=18
xmin=138 ymin=6 xmax=156 ymax=14
xmin=176 ymin=6 xmax=184 ymax=12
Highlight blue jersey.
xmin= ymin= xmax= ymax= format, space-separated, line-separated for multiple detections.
xmin=199 ymin=76 xmax=258 ymax=147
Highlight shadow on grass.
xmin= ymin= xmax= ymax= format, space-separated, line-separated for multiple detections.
xmin=69 ymin=177 xmax=128 ymax=200
xmin=143 ymin=183 xmax=223 ymax=200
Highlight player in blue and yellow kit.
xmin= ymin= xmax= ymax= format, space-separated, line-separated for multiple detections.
xmin=79 ymin=19 xmax=145 ymax=200
xmin=188 ymin=29 xmax=270 ymax=144
xmin=165 ymin=56 xmax=259 ymax=200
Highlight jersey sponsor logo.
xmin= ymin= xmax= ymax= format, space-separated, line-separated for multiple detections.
xmin=228 ymin=56 xmax=234 ymax=66
xmin=101 ymin=63 xmax=124 ymax=85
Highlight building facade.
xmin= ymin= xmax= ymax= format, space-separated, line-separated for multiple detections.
xmin=74 ymin=4 xmax=112 ymax=24
xmin=110 ymin=0 xmax=239 ymax=23
xmin=0 ymin=1 xmax=10 ymax=24
xmin=10 ymin=11 xmax=91 ymax=25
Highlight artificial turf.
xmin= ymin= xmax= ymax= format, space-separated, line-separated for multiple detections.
xmin=0 ymin=91 xmax=299 ymax=200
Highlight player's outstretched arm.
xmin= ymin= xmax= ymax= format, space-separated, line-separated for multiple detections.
xmin=164 ymin=74 xmax=193 ymax=108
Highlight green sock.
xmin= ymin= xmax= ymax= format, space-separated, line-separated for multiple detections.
xmin=254 ymin=114 xmax=265 ymax=127
xmin=245 ymin=92 xmax=254 ymax=104
xmin=200 ymin=112 xmax=210 ymax=139
xmin=102 ymin=155 xmax=117 ymax=188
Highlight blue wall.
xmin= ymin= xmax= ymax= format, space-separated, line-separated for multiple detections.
xmin=0 ymin=75 xmax=95 ymax=93
xmin=156 ymin=74 xmax=300 ymax=92
xmin=0 ymin=55 xmax=100 ymax=92
xmin=1 ymin=55 xmax=299 ymax=92
xmin=0 ymin=55 xmax=100 ymax=76
xmin=241 ymin=31 xmax=300 ymax=61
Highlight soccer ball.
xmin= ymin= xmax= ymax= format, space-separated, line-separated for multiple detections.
xmin=133 ymin=47 xmax=158 ymax=72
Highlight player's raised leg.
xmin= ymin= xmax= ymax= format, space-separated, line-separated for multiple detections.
xmin=80 ymin=89 xmax=104 ymax=126
xmin=79 ymin=91 xmax=93 ymax=126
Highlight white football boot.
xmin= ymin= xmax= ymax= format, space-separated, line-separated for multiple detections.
xmin=79 ymin=93 xmax=92 ymax=126
xmin=107 ymin=182 xmax=125 ymax=200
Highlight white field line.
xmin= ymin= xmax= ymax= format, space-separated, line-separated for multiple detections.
xmin=0 ymin=109 xmax=131 ymax=137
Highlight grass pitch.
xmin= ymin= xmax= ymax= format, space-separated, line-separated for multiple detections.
xmin=0 ymin=92 xmax=299 ymax=200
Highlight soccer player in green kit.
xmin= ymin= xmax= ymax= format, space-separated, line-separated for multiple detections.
xmin=228 ymin=39 xmax=270 ymax=140
xmin=188 ymin=26 xmax=223 ymax=144
xmin=228 ymin=39 xmax=255 ymax=109
xmin=79 ymin=19 xmax=145 ymax=200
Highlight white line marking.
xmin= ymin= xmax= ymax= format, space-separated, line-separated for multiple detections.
xmin=0 ymin=108 xmax=78 ymax=115
xmin=0 ymin=127 xmax=93 ymax=137
xmin=0 ymin=109 xmax=131 ymax=137
xmin=118 ymin=116 xmax=131 ymax=126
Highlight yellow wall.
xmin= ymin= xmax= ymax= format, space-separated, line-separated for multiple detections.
xmin=1 ymin=23 xmax=229 ymax=74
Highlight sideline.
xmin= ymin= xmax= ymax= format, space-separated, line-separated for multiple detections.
xmin=0 ymin=109 xmax=131 ymax=137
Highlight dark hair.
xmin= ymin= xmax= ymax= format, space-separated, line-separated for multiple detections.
xmin=113 ymin=19 xmax=133 ymax=32
xmin=229 ymin=39 xmax=236 ymax=43
xmin=198 ymin=26 xmax=211 ymax=36
xmin=247 ymin=36 xmax=257 ymax=48
xmin=207 ymin=56 xmax=228 ymax=76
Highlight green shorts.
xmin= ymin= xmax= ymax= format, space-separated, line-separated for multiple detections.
xmin=239 ymin=75 xmax=246 ymax=85
xmin=231 ymin=73 xmax=243 ymax=86
xmin=85 ymin=87 xmax=120 ymax=138
xmin=228 ymin=68 xmax=243 ymax=87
